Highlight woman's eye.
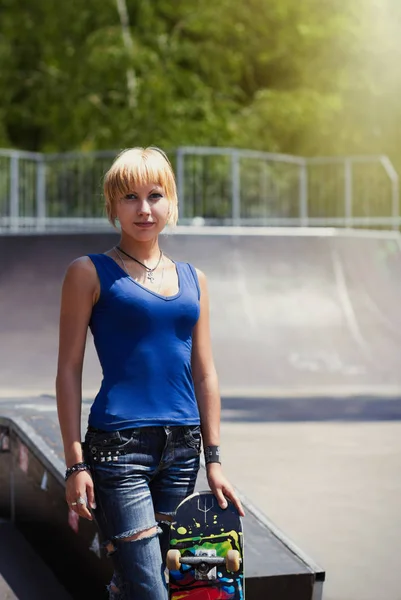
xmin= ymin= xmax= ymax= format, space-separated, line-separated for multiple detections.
xmin=122 ymin=192 xmax=162 ymax=202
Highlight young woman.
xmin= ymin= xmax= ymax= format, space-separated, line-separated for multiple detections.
xmin=56 ymin=146 xmax=244 ymax=599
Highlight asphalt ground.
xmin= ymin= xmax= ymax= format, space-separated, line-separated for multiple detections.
xmin=220 ymin=420 xmax=401 ymax=600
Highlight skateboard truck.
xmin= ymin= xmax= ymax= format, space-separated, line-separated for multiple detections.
xmin=167 ymin=548 xmax=241 ymax=577
xmin=194 ymin=549 xmax=217 ymax=580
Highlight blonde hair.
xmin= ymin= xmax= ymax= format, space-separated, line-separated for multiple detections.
xmin=104 ymin=147 xmax=178 ymax=227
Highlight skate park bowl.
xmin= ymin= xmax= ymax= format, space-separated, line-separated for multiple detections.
xmin=1 ymin=227 xmax=401 ymax=402
xmin=4 ymin=224 xmax=401 ymax=598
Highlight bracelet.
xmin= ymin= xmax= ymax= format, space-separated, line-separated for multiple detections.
xmin=204 ymin=445 xmax=221 ymax=465
xmin=65 ymin=462 xmax=90 ymax=481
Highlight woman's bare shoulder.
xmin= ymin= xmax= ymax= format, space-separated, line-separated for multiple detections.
xmin=63 ymin=256 xmax=99 ymax=290
xmin=65 ymin=255 xmax=97 ymax=274
xmin=194 ymin=267 xmax=207 ymax=283
xmin=194 ymin=267 xmax=205 ymax=275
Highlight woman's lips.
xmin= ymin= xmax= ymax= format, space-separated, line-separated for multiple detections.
xmin=135 ymin=222 xmax=155 ymax=228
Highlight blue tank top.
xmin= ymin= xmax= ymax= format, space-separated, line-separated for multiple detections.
xmin=87 ymin=254 xmax=201 ymax=430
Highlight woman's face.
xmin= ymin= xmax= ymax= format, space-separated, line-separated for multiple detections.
xmin=115 ymin=181 xmax=170 ymax=241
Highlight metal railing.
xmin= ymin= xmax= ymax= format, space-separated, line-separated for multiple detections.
xmin=0 ymin=147 xmax=399 ymax=232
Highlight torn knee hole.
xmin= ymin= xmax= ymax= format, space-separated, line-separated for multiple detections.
xmin=119 ymin=526 xmax=158 ymax=542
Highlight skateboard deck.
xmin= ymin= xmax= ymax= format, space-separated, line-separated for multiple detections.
xmin=167 ymin=490 xmax=245 ymax=599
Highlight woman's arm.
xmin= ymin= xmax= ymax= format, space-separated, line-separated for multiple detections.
xmin=56 ymin=257 xmax=98 ymax=519
xmin=192 ymin=269 xmax=244 ymax=516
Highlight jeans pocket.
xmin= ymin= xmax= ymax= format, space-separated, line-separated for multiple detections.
xmin=86 ymin=429 xmax=140 ymax=463
xmin=183 ymin=425 xmax=202 ymax=452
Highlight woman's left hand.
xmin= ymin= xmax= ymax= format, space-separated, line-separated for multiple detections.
xmin=206 ymin=463 xmax=245 ymax=516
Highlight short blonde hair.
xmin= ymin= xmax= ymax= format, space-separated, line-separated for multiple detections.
xmin=104 ymin=147 xmax=178 ymax=227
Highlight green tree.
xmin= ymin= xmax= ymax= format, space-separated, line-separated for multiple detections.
xmin=0 ymin=0 xmax=400 ymax=165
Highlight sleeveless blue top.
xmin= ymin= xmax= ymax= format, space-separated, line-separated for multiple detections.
xmin=87 ymin=254 xmax=201 ymax=431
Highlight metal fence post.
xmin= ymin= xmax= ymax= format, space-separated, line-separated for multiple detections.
xmin=344 ymin=159 xmax=353 ymax=228
xmin=379 ymin=155 xmax=399 ymax=231
xmin=176 ymin=147 xmax=185 ymax=221
xmin=391 ymin=177 xmax=400 ymax=231
xmin=0 ymin=146 xmax=399 ymax=231
xmin=10 ymin=154 xmax=19 ymax=232
xmin=231 ymin=151 xmax=241 ymax=226
xmin=299 ymin=162 xmax=309 ymax=226
xmin=36 ymin=156 xmax=46 ymax=232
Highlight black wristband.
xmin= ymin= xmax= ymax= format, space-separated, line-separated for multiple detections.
xmin=204 ymin=445 xmax=221 ymax=465
xmin=65 ymin=462 xmax=90 ymax=481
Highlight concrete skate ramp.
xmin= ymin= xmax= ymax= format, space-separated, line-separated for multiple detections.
xmin=1 ymin=228 xmax=401 ymax=400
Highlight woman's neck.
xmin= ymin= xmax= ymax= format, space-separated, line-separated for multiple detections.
xmin=117 ymin=236 xmax=161 ymax=263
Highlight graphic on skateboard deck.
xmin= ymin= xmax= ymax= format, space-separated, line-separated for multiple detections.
xmin=167 ymin=490 xmax=244 ymax=599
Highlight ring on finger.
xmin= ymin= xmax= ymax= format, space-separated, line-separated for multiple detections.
xmin=70 ymin=502 xmax=78 ymax=506
xmin=77 ymin=496 xmax=86 ymax=506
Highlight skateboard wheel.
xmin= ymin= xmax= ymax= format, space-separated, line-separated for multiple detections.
xmin=167 ymin=549 xmax=181 ymax=571
xmin=225 ymin=549 xmax=240 ymax=572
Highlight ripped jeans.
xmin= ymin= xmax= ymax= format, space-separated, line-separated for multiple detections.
xmin=83 ymin=425 xmax=201 ymax=600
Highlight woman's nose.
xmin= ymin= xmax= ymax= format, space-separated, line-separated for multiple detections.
xmin=137 ymin=199 xmax=151 ymax=215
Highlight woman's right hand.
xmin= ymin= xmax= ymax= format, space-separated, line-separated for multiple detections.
xmin=66 ymin=470 xmax=96 ymax=521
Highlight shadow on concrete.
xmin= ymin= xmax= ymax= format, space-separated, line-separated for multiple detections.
xmin=1 ymin=394 xmax=401 ymax=426
xmin=221 ymin=395 xmax=401 ymax=422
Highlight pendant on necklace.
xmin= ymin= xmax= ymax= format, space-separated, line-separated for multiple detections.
xmin=147 ymin=272 xmax=155 ymax=283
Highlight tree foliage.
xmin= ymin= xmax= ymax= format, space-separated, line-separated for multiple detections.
xmin=0 ymin=0 xmax=400 ymax=165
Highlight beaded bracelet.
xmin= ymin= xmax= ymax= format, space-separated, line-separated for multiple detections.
xmin=204 ymin=445 xmax=221 ymax=465
xmin=65 ymin=462 xmax=90 ymax=481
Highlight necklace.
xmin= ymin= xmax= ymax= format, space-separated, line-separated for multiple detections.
xmin=115 ymin=246 xmax=163 ymax=284
xmin=115 ymin=247 xmax=165 ymax=292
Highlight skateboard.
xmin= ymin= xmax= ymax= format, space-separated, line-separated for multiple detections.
xmin=167 ymin=490 xmax=245 ymax=599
